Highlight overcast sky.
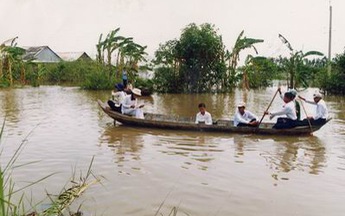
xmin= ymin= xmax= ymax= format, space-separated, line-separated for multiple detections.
xmin=1 ymin=0 xmax=344 ymax=60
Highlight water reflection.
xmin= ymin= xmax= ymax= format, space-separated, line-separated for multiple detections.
xmin=0 ymin=88 xmax=20 ymax=126
xmin=260 ymin=136 xmax=326 ymax=180
xmin=99 ymin=124 xmax=144 ymax=164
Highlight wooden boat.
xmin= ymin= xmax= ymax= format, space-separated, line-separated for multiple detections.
xmin=98 ymin=100 xmax=331 ymax=136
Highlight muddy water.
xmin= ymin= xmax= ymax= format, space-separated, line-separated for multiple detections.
xmin=0 ymin=86 xmax=345 ymax=216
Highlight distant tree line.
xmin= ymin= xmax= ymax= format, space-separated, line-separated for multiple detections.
xmin=1 ymin=23 xmax=345 ymax=94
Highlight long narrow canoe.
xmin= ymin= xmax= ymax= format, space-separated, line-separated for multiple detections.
xmin=98 ymin=100 xmax=330 ymax=136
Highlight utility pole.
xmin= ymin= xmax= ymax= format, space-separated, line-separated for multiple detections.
xmin=327 ymin=4 xmax=332 ymax=76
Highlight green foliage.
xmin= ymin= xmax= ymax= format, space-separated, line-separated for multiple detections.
xmin=82 ymin=69 xmax=114 ymax=90
xmin=317 ymin=51 xmax=345 ymax=94
xmin=154 ymin=23 xmax=228 ymax=93
xmin=238 ymin=56 xmax=279 ymax=89
xmin=134 ymin=77 xmax=154 ymax=93
xmin=277 ymin=34 xmax=324 ymax=88
xmin=153 ymin=67 xmax=183 ymax=93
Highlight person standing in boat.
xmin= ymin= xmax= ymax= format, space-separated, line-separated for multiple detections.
xmin=122 ymin=69 xmax=128 ymax=88
xmin=265 ymin=92 xmax=297 ymax=129
xmin=108 ymin=83 xmax=126 ymax=113
xmin=298 ymin=92 xmax=328 ymax=125
xmin=121 ymin=88 xmax=145 ymax=119
xmin=233 ymin=102 xmax=258 ymax=127
xmin=278 ymin=87 xmax=301 ymax=120
xmin=195 ymin=103 xmax=213 ymax=125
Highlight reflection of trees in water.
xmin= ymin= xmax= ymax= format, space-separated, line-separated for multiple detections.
xmin=99 ymin=125 xmax=144 ymax=164
xmin=0 ymin=89 xmax=20 ymax=124
xmin=261 ymin=136 xmax=326 ymax=178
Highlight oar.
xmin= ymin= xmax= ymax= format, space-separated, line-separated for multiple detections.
xmin=256 ymin=88 xmax=279 ymax=129
xmin=299 ymin=99 xmax=313 ymax=135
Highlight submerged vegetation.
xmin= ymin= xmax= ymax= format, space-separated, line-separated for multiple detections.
xmin=1 ymin=23 xmax=345 ymax=94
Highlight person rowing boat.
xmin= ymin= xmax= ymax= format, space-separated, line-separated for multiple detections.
xmin=298 ymin=92 xmax=328 ymax=126
xmin=265 ymin=92 xmax=298 ymax=129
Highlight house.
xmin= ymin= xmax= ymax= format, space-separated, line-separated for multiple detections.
xmin=57 ymin=52 xmax=92 ymax=62
xmin=22 ymin=46 xmax=62 ymax=63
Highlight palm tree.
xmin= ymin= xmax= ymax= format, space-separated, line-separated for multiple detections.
xmin=278 ymin=34 xmax=323 ymax=88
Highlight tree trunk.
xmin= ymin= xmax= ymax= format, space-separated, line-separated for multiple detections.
xmin=0 ymin=58 xmax=3 ymax=79
xmin=20 ymin=63 xmax=25 ymax=85
xmin=9 ymin=60 xmax=12 ymax=86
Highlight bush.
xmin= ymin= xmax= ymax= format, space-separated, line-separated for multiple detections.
xmin=317 ymin=51 xmax=345 ymax=95
xmin=81 ymin=70 xmax=114 ymax=90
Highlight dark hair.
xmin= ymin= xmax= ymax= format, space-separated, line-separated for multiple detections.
xmin=198 ymin=103 xmax=206 ymax=108
xmin=284 ymin=92 xmax=294 ymax=100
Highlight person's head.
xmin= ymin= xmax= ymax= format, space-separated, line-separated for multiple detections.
xmin=237 ymin=102 xmax=246 ymax=114
xmin=198 ymin=103 xmax=206 ymax=114
xmin=283 ymin=92 xmax=294 ymax=103
xmin=131 ymin=88 xmax=142 ymax=100
xmin=288 ymin=89 xmax=297 ymax=99
xmin=115 ymin=83 xmax=124 ymax=92
xmin=313 ymin=92 xmax=322 ymax=103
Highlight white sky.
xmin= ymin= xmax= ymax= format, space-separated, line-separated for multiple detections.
xmin=1 ymin=0 xmax=344 ymax=60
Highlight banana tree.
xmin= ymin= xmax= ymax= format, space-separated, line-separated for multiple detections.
xmin=1 ymin=37 xmax=25 ymax=86
xmin=118 ymin=41 xmax=147 ymax=81
xmin=227 ymin=30 xmax=264 ymax=87
xmin=278 ymin=34 xmax=323 ymax=88
xmin=96 ymin=33 xmax=104 ymax=65
xmin=103 ymin=28 xmax=128 ymax=78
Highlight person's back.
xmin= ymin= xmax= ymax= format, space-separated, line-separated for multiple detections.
xmin=108 ymin=83 xmax=125 ymax=113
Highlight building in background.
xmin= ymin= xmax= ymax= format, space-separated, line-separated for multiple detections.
xmin=22 ymin=46 xmax=62 ymax=63
xmin=57 ymin=52 xmax=92 ymax=62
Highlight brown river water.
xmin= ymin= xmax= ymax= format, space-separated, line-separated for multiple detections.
xmin=0 ymin=86 xmax=345 ymax=216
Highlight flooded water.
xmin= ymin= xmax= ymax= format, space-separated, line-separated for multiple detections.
xmin=1 ymin=86 xmax=345 ymax=216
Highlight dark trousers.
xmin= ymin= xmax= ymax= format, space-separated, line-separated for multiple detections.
xmin=237 ymin=119 xmax=257 ymax=127
xmin=298 ymin=118 xmax=326 ymax=126
xmin=107 ymin=100 xmax=122 ymax=113
xmin=123 ymin=79 xmax=128 ymax=88
xmin=273 ymin=118 xmax=297 ymax=129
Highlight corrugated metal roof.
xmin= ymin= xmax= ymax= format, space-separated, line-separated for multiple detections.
xmin=57 ymin=52 xmax=92 ymax=61
xmin=22 ymin=46 xmax=62 ymax=62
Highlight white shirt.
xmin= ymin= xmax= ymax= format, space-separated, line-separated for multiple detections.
xmin=195 ymin=111 xmax=213 ymax=125
xmin=121 ymin=95 xmax=137 ymax=113
xmin=305 ymin=99 xmax=328 ymax=120
xmin=271 ymin=101 xmax=297 ymax=120
xmin=111 ymin=91 xmax=126 ymax=107
xmin=233 ymin=110 xmax=258 ymax=126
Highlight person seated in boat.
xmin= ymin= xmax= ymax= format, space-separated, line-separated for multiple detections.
xmin=195 ymin=103 xmax=213 ymax=125
xmin=121 ymin=88 xmax=144 ymax=119
xmin=233 ymin=102 xmax=258 ymax=127
xmin=265 ymin=92 xmax=297 ymax=129
xmin=298 ymin=92 xmax=328 ymax=126
xmin=278 ymin=87 xmax=301 ymax=120
xmin=107 ymin=83 xmax=126 ymax=113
